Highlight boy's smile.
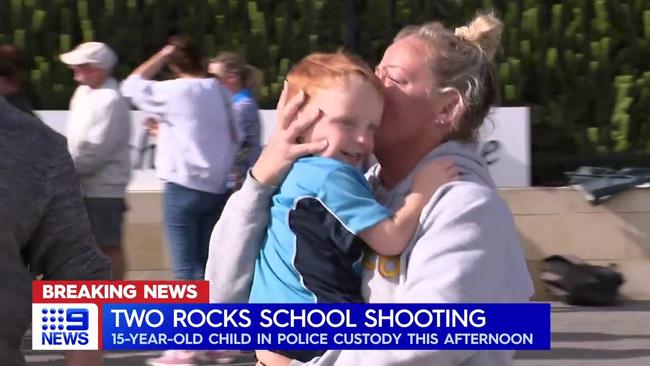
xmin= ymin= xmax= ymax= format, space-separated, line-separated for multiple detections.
xmin=301 ymin=75 xmax=384 ymax=167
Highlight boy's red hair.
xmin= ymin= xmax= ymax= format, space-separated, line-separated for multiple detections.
xmin=285 ymin=52 xmax=383 ymax=101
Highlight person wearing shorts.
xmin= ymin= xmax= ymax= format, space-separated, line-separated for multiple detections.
xmin=60 ymin=42 xmax=132 ymax=279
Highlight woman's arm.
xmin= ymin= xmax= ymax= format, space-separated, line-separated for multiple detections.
xmin=120 ymin=45 xmax=175 ymax=114
xmin=129 ymin=45 xmax=175 ymax=79
xmin=205 ymin=87 xmax=328 ymax=303
xmin=205 ymin=172 xmax=276 ymax=303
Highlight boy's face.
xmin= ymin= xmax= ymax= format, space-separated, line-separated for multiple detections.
xmin=302 ymin=75 xmax=384 ymax=166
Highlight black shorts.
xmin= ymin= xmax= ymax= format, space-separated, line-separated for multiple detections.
xmin=83 ymin=197 xmax=127 ymax=247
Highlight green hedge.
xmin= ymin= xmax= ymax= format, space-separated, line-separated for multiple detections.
xmin=3 ymin=0 xmax=650 ymax=179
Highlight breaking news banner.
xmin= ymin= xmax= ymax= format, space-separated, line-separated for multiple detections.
xmin=32 ymin=281 xmax=550 ymax=351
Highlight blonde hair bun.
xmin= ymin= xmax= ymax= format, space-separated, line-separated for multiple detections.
xmin=454 ymin=12 xmax=503 ymax=61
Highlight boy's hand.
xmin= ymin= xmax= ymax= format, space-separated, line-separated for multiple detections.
xmin=411 ymin=158 xmax=458 ymax=199
xmin=256 ymin=350 xmax=292 ymax=366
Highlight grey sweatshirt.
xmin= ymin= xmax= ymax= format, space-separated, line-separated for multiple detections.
xmin=205 ymin=141 xmax=534 ymax=366
xmin=121 ymin=76 xmax=240 ymax=194
xmin=0 ymin=98 xmax=111 ymax=365
xmin=66 ymin=77 xmax=132 ymax=198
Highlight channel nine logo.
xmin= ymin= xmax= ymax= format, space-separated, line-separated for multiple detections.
xmin=32 ymin=303 xmax=99 ymax=350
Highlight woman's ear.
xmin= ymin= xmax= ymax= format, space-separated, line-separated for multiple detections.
xmin=436 ymin=89 xmax=466 ymax=130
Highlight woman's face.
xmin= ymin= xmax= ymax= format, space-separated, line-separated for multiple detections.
xmin=374 ymin=36 xmax=441 ymax=152
xmin=209 ymin=62 xmax=240 ymax=93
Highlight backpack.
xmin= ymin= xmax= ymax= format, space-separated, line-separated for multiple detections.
xmin=540 ymin=255 xmax=624 ymax=306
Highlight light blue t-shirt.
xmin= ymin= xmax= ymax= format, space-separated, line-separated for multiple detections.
xmin=249 ymin=156 xmax=392 ymax=303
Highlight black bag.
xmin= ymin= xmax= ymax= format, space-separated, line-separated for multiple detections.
xmin=540 ymin=255 xmax=624 ymax=306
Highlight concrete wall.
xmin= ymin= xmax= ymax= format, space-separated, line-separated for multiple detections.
xmin=501 ymin=187 xmax=650 ymax=300
xmin=123 ymin=188 xmax=650 ymax=300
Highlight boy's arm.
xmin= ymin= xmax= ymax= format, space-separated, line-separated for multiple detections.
xmin=205 ymin=172 xmax=276 ymax=303
xmin=358 ymin=192 xmax=427 ymax=256
xmin=359 ymin=159 xmax=457 ymax=256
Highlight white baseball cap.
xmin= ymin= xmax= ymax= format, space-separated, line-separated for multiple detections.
xmin=59 ymin=42 xmax=117 ymax=70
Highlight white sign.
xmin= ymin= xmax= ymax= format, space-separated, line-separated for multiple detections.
xmin=260 ymin=107 xmax=530 ymax=187
xmin=37 ymin=107 xmax=530 ymax=191
xmin=478 ymin=107 xmax=531 ymax=187
xmin=36 ymin=110 xmax=163 ymax=191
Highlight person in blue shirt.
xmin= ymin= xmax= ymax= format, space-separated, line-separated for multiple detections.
xmin=210 ymin=52 xmax=263 ymax=189
xmin=248 ymin=52 xmax=457 ymax=363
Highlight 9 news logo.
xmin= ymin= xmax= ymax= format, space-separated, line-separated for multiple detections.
xmin=32 ymin=304 xmax=99 ymax=350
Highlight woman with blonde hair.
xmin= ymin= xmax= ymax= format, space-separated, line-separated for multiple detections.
xmin=207 ymin=12 xmax=533 ymax=366
xmin=209 ymin=52 xmax=263 ymax=188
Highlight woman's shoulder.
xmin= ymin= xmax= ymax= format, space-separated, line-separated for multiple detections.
xmin=432 ymin=180 xmax=510 ymax=217
xmin=149 ymin=78 xmax=222 ymax=101
xmin=234 ymin=98 xmax=260 ymax=116
xmin=0 ymin=98 xmax=68 ymax=180
xmin=235 ymin=97 xmax=259 ymax=110
xmin=154 ymin=77 xmax=201 ymax=87
xmin=150 ymin=77 xmax=212 ymax=88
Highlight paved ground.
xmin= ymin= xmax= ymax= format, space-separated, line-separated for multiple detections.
xmin=25 ymin=301 xmax=650 ymax=366
xmin=515 ymin=301 xmax=650 ymax=366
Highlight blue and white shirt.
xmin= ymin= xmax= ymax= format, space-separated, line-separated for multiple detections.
xmin=231 ymin=89 xmax=261 ymax=173
xmin=249 ymin=156 xmax=391 ymax=303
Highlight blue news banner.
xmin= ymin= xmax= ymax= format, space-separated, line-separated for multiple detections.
xmin=102 ymin=303 xmax=550 ymax=351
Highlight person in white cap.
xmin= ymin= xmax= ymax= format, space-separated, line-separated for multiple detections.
xmin=60 ymin=41 xmax=132 ymax=280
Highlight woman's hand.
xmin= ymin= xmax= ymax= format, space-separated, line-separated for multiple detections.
xmin=129 ymin=44 xmax=176 ymax=79
xmin=251 ymin=85 xmax=328 ymax=187
xmin=143 ymin=117 xmax=159 ymax=138
xmin=256 ymin=350 xmax=292 ymax=366
xmin=158 ymin=44 xmax=176 ymax=58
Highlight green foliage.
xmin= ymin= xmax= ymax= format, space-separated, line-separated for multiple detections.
xmin=2 ymin=0 xmax=650 ymax=165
